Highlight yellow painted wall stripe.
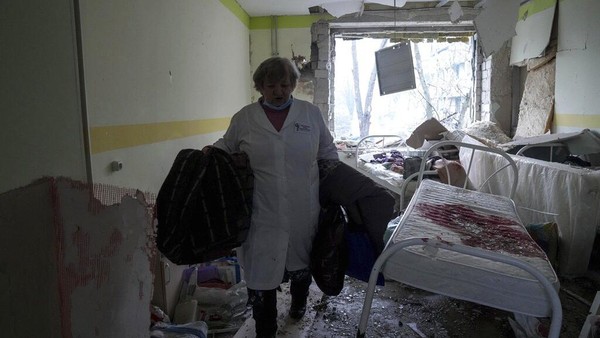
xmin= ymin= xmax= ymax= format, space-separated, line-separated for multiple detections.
xmin=250 ymin=14 xmax=333 ymax=30
xmin=554 ymin=114 xmax=600 ymax=128
xmin=219 ymin=0 xmax=250 ymax=28
xmin=90 ymin=118 xmax=231 ymax=154
xmin=518 ymin=0 xmax=557 ymax=20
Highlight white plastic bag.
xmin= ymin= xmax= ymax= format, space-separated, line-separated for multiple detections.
xmin=508 ymin=313 xmax=546 ymax=338
xmin=150 ymin=320 xmax=208 ymax=338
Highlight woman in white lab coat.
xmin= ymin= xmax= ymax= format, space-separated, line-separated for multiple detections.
xmin=211 ymin=56 xmax=339 ymax=337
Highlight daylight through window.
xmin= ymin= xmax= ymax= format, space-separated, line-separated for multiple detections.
xmin=333 ymin=37 xmax=475 ymax=141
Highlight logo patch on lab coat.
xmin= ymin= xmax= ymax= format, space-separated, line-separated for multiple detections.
xmin=294 ymin=122 xmax=311 ymax=133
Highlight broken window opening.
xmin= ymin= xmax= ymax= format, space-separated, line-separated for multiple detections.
xmin=332 ymin=35 xmax=476 ymax=141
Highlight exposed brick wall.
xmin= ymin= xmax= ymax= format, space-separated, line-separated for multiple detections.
xmin=480 ymin=55 xmax=491 ymax=122
xmin=488 ymin=41 xmax=513 ymax=135
xmin=311 ymin=21 xmax=333 ymax=128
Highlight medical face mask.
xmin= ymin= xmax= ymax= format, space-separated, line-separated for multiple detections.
xmin=262 ymin=97 xmax=293 ymax=111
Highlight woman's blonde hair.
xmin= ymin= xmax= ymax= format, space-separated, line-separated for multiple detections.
xmin=253 ymin=56 xmax=301 ymax=91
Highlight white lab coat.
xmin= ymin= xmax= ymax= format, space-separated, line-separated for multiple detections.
xmin=213 ymin=99 xmax=339 ymax=290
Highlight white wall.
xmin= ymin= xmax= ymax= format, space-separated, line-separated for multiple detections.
xmin=554 ymin=0 xmax=600 ymax=133
xmin=0 ymin=0 xmax=251 ymax=195
xmin=82 ymin=0 xmax=251 ymax=193
xmin=91 ymin=131 xmax=225 ymax=192
xmin=0 ymin=0 xmax=88 ymax=193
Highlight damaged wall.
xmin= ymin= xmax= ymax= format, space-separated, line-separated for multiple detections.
xmin=510 ymin=0 xmax=600 ymax=135
xmin=471 ymin=0 xmax=522 ymax=136
xmin=513 ymin=53 xmax=556 ymax=139
xmin=509 ymin=0 xmax=557 ymax=139
xmin=0 ymin=178 xmax=155 ymax=337
xmin=481 ymin=41 xmax=514 ymax=135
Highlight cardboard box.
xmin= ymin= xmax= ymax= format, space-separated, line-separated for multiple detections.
xmin=406 ymin=118 xmax=448 ymax=149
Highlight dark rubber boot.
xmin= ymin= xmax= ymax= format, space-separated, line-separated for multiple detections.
xmin=249 ymin=288 xmax=278 ymax=337
xmin=289 ymin=270 xmax=312 ymax=320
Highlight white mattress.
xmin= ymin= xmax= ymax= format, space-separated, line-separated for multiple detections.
xmin=383 ymin=180 xmax=559 ymax=317
xmin=338 ymin=150 xmax=408 ymax=195
xmin=357 ymin=162 xmax=406 ymax=194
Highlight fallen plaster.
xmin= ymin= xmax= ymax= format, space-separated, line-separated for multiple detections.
xmin=448 ymin=0 xmax=463 ymax=24
xmin=219 ymin=275 xmax=597 ymax=338
xmin=473 ymin=0 xmax=520 ymax=58
xmin=510 ymin=0 xmax=556 ymax=66
xmin=514 ymin=58 xmax=556 ymax=139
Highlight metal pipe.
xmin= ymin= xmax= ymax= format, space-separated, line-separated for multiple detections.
xmin=271 ymin=16 xmax=278 ymax=56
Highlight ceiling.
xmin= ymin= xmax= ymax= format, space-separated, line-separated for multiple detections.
xmin=236 ymin=0 xmax=484 ymax=41
xmin=236 ymin=0 xmax=471 ymax=17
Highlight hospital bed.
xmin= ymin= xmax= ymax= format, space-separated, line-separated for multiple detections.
xmin=462 ymin=135 xmax=600 ymax=276
xmin=337 ymin=135 xmax=439 ymax=210
xmin=356 ymin=140 xmax=562 ymax=338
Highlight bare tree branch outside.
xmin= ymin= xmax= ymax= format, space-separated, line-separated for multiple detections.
xmin=334 ymin=37 xmax=474 ymax=142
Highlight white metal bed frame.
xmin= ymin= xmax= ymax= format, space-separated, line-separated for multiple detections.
xmin=352 ymin=135 xmax=413 ymax=168
xmin=515 ymin=142 xmax=568 ymax=162
xmin=356 ymin=141 xmax=563 ymax=338
xmin=357 ymin=237 xmax=563 ymax=337
xmin=417 ymin=140 xmax=519 ymax=199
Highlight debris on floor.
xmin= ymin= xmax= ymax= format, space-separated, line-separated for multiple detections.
xmin=211 ymin=274 xmax=599 ymax=338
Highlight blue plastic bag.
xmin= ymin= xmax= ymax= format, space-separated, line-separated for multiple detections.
xmin=345 ymin=224 xmax=385 ymax=286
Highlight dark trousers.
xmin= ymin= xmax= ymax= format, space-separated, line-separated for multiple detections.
xmin=248 ymin=268 xmax=312 ymax=337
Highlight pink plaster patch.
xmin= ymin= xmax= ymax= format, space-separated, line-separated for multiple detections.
xmin=65 ymin=228 xmax=123 ymax=289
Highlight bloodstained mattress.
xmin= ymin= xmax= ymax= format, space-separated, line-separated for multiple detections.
xmin=383 ymin=179 xmax=559 ymax=317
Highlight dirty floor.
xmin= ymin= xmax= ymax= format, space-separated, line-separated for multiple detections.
xmin=211 ymin=271 xmax=599 ymax=338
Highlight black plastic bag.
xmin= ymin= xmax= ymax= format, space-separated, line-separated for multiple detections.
xmin=310 ymin=205 xmax=349 ymax=296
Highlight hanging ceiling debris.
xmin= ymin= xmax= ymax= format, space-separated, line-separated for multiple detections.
xmin=329 ymin=4 xmax=479 ymax=42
